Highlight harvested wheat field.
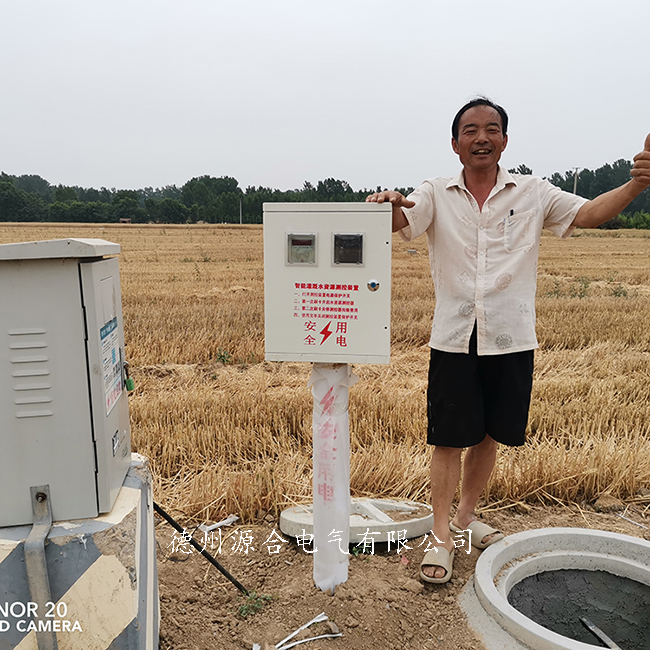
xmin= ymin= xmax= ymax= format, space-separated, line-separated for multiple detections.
xmin=2 ymin=222 xmax=650 ymax=650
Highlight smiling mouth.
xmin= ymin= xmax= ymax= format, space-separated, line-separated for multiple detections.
xmin=473 ymin=149 xmax=491 ymax=155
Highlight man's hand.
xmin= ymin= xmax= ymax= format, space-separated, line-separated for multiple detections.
xmin=365 ymin=190 xmax=415 ymax=209
xmin=630 ymin=134 xmax=650 ymax=189
xmin=365 ymin=191 xmax=415 ymax=232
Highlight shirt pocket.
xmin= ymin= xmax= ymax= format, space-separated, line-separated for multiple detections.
xmin=503 ymin=209 xmax=537 ymax=253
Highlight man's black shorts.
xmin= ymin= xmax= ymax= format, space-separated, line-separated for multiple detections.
xmin=427 ymin=325 xmax=534 ymax=448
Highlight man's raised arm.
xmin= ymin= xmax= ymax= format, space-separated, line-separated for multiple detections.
xmin=572 ymin=134 xmax=650 ymax=229
xmin=365 ymin=191 xmax=415 ymax=232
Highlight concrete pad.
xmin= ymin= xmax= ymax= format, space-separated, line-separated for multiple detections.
xmin=279 ymin=497 xmax=433 ymax=542
xmin=0 ymin=454 xmax=159 ymax=650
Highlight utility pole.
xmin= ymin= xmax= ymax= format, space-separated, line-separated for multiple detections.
xmin=572 ymin=167 xmax=580 ymax=194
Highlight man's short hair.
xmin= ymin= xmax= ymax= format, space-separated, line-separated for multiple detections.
xmin=451 ymin=97 xmax=509 ymax=141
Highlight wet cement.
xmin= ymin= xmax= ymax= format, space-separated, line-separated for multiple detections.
xmin=508 ymin=569 xmax=650 ymax=649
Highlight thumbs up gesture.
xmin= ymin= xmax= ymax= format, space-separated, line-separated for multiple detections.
xmin=631 ymin=134 xmax=650 ymax=188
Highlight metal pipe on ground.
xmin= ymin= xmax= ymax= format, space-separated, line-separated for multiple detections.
xmin=153 ymin=501 xmax=249 ymax=596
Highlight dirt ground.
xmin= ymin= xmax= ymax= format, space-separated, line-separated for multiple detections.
xmin=155 ymin=500 xmax=650 ymax=650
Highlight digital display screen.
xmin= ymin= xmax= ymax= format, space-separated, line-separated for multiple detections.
xmin=333 ymin=234 xmax=363 ymax=265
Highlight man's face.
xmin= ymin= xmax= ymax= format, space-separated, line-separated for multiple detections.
xmin=451 ymin=105 xmax=508 ymax=173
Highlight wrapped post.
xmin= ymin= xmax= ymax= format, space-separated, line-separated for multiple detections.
xmin=308 ymin=363 xmax=358 ymax=593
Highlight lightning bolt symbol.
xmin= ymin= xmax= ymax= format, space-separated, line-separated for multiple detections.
xmin=320 ymin=321 xmax=333 ymax=345
xmin=320 ymin=387 xmax=336 ymax=413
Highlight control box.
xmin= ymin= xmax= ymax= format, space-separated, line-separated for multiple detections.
xmin=0 ymin=238 xmax=131 ymax=526
xmin=263 ymin=202 xmax=392 ymax=364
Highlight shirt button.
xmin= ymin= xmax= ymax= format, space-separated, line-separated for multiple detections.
xmin=478 ymin=274 xmax=483 ymax=279
xmin=479 ymin=226 xmax=484 ymax=230
xmin=480 ymin=250 xmax=485 ymax=255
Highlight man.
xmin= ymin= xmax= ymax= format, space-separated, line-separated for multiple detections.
xmin=366 ymin=97 xmax=650 ymax=583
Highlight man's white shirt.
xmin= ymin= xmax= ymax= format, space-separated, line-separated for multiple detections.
xmin=399 ymin=168 xmax=588 ymax=355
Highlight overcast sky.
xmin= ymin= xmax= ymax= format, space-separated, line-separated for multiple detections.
xmin=1 ymin=0 xmax=649 ymax=192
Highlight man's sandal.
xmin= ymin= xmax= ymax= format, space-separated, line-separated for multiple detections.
xmin=419 ymin=547 xmax=455 ymax=584
xmin=450 ymin=520 xmax=504 ymax=550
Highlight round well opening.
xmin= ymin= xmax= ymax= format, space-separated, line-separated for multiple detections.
xmin=508 ymin=568 xmax=650 ymax=648
xmin=469 ymin=528 xmax=650 ymax=650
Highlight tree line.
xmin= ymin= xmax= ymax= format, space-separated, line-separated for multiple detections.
xmin=1 ymin=160 xmax=648 ymax=227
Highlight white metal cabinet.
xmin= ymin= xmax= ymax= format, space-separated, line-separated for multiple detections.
xmin=263 ymin=202 xmax=392 ymax=364
xmin=0 ymin=238 xmax=131 ymax=526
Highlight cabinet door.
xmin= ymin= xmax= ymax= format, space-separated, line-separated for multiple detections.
xmin=80 ymin=258 xmax=131 ymax=513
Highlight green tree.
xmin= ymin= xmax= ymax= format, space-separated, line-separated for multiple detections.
xmin=181 ymin=176 xmax=241 ymax=207
xmin=243 ymin=186 xmax=278 ymax=224
xmin=141 ymin=185 xmax=182 ymax=202
xmin=315 ymin=178 xmax=355 ymax=201
xmin=144 ymin=198 xmax=159 ymax=222
xmin=47 ymin=201 xmax=69 ymax=222
xmin=66 ymin=201 xmax=110 ymax=223
xmin=12 ymin=174 xmax=53 ymax=201
xmin=508 ymin=164 xmax=533 ymax=175
xmin=113 ymin=189 xmax=140 ymax=204
xmin=215 ymin=192 xmax=242 ymax=222
xmin=0 ymin=181 xmax=46 ymax=221
xmin=53 ymin=185 xmax=78 ymax=203
xmin=158 ymin=198 xmax=190 ymax=223
xmin=112 ymin=196 xmax=146 ymax=223
xmin=77 ymin=186 xmax=112 ymax=203
xmin=182 ymin=179 xmax=210 ymax=207
xmin=619 ymin=211 xmax=650 ymax=229
xmin=300 ymin=181 xmax=318 ymax=202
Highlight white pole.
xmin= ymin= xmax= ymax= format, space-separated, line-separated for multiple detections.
xmin=573 ymin=167 xmax=580 ymax=194
xmin=308 ymin=362 xmax=357 ymax=593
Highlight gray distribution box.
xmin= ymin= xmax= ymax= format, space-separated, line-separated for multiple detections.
xmin=0 ymin=238 xmax=131 ymax=527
